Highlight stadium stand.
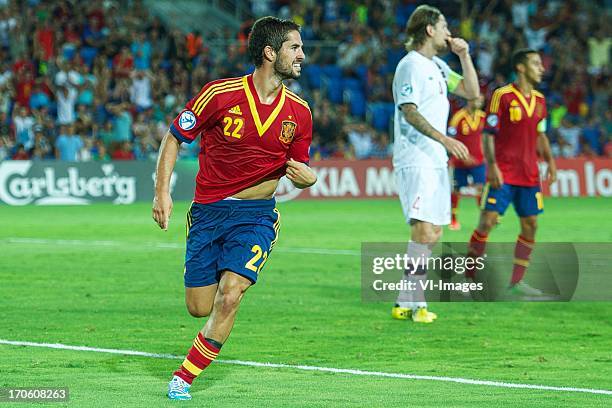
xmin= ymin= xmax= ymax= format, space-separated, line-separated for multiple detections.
xmin=0 ymin=0 xmax=609 ymax=163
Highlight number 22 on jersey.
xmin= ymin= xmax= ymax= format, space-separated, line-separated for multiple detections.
xmin=223 ymin=116 xmax=244 ymax=139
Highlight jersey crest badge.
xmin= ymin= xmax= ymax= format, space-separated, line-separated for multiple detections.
xmin=280 ymin=120 xmax=297 ymax=144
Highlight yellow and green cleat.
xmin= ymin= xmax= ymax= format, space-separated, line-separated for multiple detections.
xmin=392 ymin=305 xmax=437 ymax=322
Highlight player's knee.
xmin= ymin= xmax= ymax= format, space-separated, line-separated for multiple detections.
xmin=216 ymin=291 xmax=241 ymax=314
xmin=521 ymin=217 xmax=538 ymax=235
xmin=186 ymin=302 xmax=212 ymax=318
xmin=479 ymin=214 xmax=496 ymax=232
xmin=216 ymin=282 xmax=246 ymax=314
xmin=412 ymin=224 xmax=439 ymax=244
xmin=433 ymin=226 xmax=443 ymax=242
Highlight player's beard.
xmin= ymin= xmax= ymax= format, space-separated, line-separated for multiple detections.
xmin=436 ymin=38 xmax=449 ymax=53
xmin=274 ymin=57 xmax=300 ymax=80
xmin=527 ymin=71 xmax=542 ymax=86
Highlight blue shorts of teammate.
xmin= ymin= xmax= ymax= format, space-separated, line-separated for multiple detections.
xmin=481 ymin=183 xmax=544 ymax=217
xmin=184 ymin=198 xmax=280 ymax=287
xmin=454 ymin=164 xmax=486 ymax=189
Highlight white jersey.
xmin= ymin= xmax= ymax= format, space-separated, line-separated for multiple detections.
xmin=392 ymin=51 xmax=461 ymax=169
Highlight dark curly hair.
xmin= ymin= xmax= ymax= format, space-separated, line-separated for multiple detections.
xmin=512 ymin=48 xmax=538 ymax=73
xmin=247 ymin=16 xmax=301 ymax=68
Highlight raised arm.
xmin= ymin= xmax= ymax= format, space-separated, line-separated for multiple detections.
xmin=448 ymin=38 xmax=479 ymax=100
xmin=152 ymin=131 xmax=180 ymax=230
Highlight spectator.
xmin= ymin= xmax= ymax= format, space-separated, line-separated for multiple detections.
xmin=587 ymin=28 xmax=610 ymax=75
xmin=556 ymin=117 xmax=582 ymax=157
xmin=13 ymin=105 xmax=35 ymax=150
xmin=92 ymin=139 xmax=110 ymax=161
xmin=14 ymin=69 xmax=35 ymax=108
xmin=79 ymin=137 xmax=94 ymax=161
xmin=12 ymin=143 xmax=29 ymax=160
xmin=113 ymin=46 xmax=134 ymax=79
xmin=134 ymin=136 xmax=157 ymax=160
xmin=345 ymin=122 xmax=374 ymax=159
xmin=581 ymin=114 xmax=604 ymax=156
xmin=31 ymin=126 xmax=52 ymax=159
xmin=33 ymin=19 xmax=55 ymax=62
xmin=131 ymin=32 xmax=152 ymax=70
xmin=185 ymin=30 xmax=203 ymax=60
xmin=109 ymin=103 xmax=133 ymax=142
xmin=98 ymin=120 xmax=114 ymax=146
xmin=0 ymin=135 xmax=10 ymax=161
xmin=56 ymin=84 xmax=77 ymax=124
xmin=111 ymin=140 xmax=135 ymax=160
xmin=370 ymin=131 xmax=392 ymax=158
xmin=55 ymin=124 xmax=83 ymax=161
xmin=29 ymin=83 xmax=51 ymax=110
xmin=130 ymin=70 xmax=153 ymax=111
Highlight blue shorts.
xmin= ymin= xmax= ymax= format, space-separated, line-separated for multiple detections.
xmin=481 ymin=183 xmax=543 ymax=217
xmin=184 ymin=198 xmax=280 ymax=287
xmin=454 ymin=164 xmax=486 ymax=189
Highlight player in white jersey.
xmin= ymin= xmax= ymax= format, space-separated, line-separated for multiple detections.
xmin=391 ymin=5 xmax=479 ymax=323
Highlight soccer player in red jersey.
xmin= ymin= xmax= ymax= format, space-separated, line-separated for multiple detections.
xmin=152 ymin=17 xmax=316 ymax=400
xmin=466 ymin=49 xmax=557 ymax=297
xmin=448 ymin=94 xmax=486 ymax=231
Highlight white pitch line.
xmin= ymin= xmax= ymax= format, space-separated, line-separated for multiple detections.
xmin=2 ymin=237 xmax=360 ymax=256
xmin=0 ymin=339 xmax=610 ymax=396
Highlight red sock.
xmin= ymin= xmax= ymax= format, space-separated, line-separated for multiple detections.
xmin=451 ymin=192 xmax=459 ymax=222
xmin=475 ymin=194 xmax=482 ymax=207
xmin=173 ymin=333 xmax=221 ymax=384
xmin=511 ymin=235 xmax=534 ymax=285
xmin=466 ymin=230 xmax=488 ymax=278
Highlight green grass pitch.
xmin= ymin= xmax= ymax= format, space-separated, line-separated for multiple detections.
xmin=1 ymin=197 xmax=611 ymax=407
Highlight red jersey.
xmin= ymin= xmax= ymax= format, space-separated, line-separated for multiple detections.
xmin=170 ymin=75 xmax=312 ymax=204
xmin=485 ymin=84 xmax=547 ymax=187
xmin=448 ymin=108 xmax=485 ymax=168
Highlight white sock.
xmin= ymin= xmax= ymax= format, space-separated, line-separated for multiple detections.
xmin=396 ymin=241 xmax=431 ymax=309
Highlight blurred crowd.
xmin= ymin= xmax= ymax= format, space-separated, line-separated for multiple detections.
xmin=0 ymin=0 xmax=610 ymax=163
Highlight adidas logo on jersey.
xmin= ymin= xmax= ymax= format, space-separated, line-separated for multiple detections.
xmin=228 ymin=105 xmax=242 ymax=115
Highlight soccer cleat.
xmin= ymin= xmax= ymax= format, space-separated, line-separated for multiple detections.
xmin=509 ymin=281 xmax=543 ymax=297
xmin=391 ymin=304 xmax=411 ymax=320
xmin=168 ymin=375 xmax=192 ymax=400
xmin=412 ymin=307 xmax=435 ymax=323
xmin=505 ymin=281 xmax=561 ymax=301
xmin=449 ymin=220 xmax=461 ymax=231
xmin=392 ymin=305 xmax=437 ymax=321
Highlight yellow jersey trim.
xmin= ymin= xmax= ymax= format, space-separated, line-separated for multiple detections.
xmin=286 ymin=90 xmax=310 ymax=111
xmin=464 ymin=109 xmax=485 ymax=131
xmin=242 ymin=75 xmax=286 ymax=137
xmin=509 ymin=84 xmax=537 ymax=118
xmin=194 ymin=85 xmax=244 ymax=116
xmin=450 ymin=109 xmax=466 ymax=127
xmin=192 ymin=78 xmax=242 ymax=115
xmin=490 ymin=85 xmax=514 ymax=113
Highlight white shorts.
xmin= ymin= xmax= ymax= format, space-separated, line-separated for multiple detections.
xmin=395 ymin=167 xmax=451 ymax=226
